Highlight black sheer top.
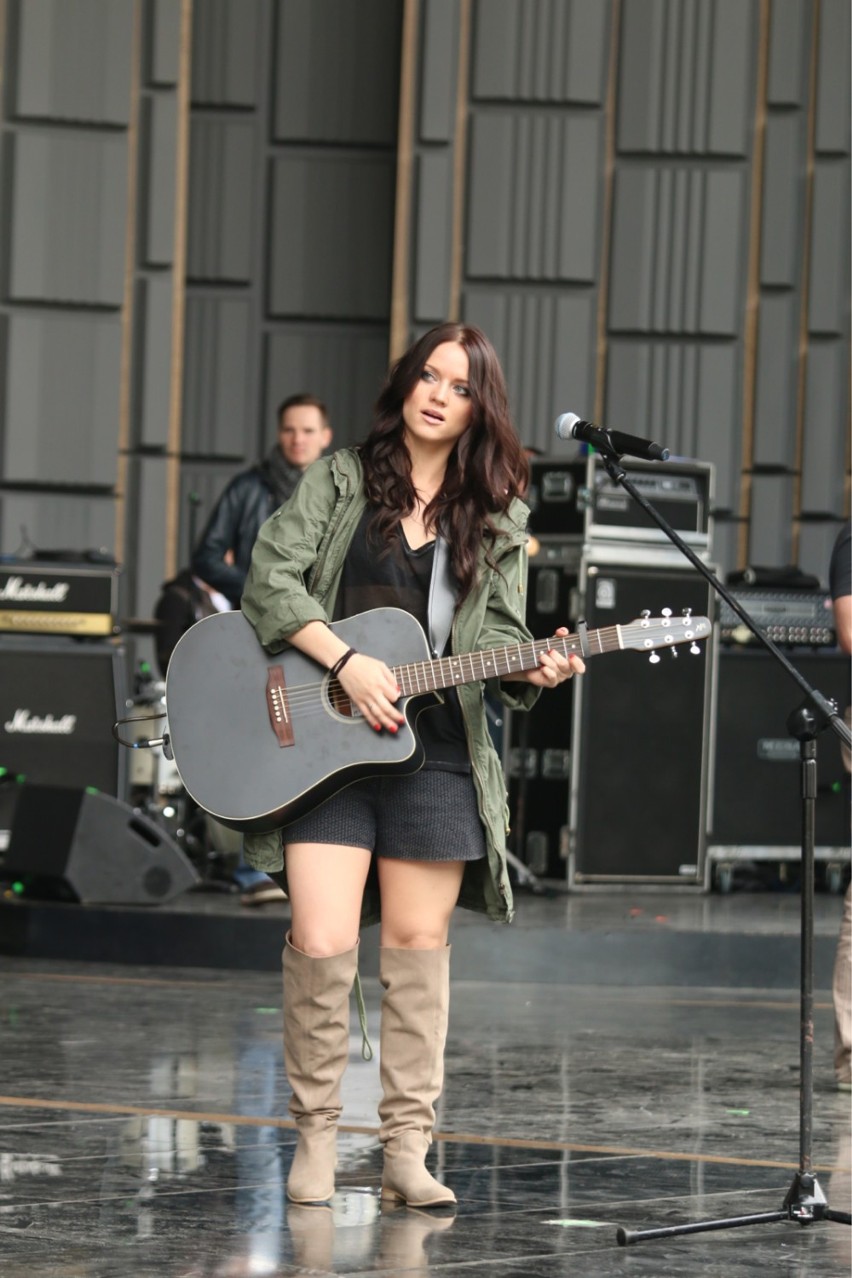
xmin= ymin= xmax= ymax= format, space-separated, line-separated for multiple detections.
xmin=334 ymin=506 xmax=469 ymax=771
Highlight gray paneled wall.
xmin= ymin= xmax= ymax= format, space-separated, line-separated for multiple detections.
xmin=273 ymin=0 xmax=400 ymax=144
xmin=617 ymin=0 xmax=753 ymax=155
xmin=264 ymin=326 xmax=390 ymax=444
xmin=472 ymin=0 xmax=607 ymax=103
xmin=189 ymin=0 xmax=260 ymax=107
xmin=466 ymin=111 xmax=601 ymax=282
xmin=182 ymin=295 xmax=253 ymax=458
xmin=0 ymin=0 xmax=849 ymax=626
xmin=0 ymin=0 xmax=193 ymax=640
xmin=15 ymin=0 xmax=133 ymax=124
xmin=4 ymin=313 xmax=123 ymax=485
xmin=0 ymin=491 xmax=117 ymax=559
xmin=8 ymin=131 xmax=128 ymax=305
xmin=391 ymin=0 xmax=849 ymax=581
xmin=0 ymin=0 xmax=402 ymax=629
xmin=122 ymin=0 xmax=190 ymax=620
xmin=384 ymin=0 xmax=604 ymax=446
xmin=465 ymin=288 xmax=597 ymax=446
xmin=180 ymin=0 xmax=401 ymax=578
xmin=465 ymin=0 xmax=609 ymax=354
xmin=607 ymin=0 xmax=758 ymax=570
xmin=268 ymin=155 xmax=396 ymax=318
xmin=750 ymin=0 xmax=850 ymax=573
xmin=0 ymin=0 xmax=136 ymax=562
xmin=407 ymin=0 xmax=465 ymax=331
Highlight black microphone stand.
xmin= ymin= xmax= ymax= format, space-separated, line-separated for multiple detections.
xmin=187 ymin=491 xmax=203 ymax=553
xmin=578 ymin=443 xmax=852 ymax=1247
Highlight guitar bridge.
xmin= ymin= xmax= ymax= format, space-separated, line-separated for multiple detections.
xmin=266 ymin=666 xmax=294 ymax=747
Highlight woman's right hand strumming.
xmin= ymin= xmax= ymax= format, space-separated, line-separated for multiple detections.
xmin=338 ymin=653 xmax=404 ymax=733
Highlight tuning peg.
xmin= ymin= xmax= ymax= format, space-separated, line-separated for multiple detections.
xmin=649 ymin=652 xmax=660 ymax=664
xmin=682 ymin=607 xmax=693 ymax=622
xmin=661 ymin=607 xmax=672 ymax=625
xmin=690 ymin=642 xmax=701 ymax=655
xmin=640 ymin=609 xmax=651 ymax=626
xmin=670 ymin=646 xmax=678 ymax=659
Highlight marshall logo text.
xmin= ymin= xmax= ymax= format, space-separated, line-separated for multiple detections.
xmin=0 ymin=576 xmax=70 ymax=603
xmin=4 ymin=710 xmax=77 ymax=735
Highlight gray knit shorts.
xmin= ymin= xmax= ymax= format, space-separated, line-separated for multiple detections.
xmin=281 ymin=769 xmax=487 ymax=862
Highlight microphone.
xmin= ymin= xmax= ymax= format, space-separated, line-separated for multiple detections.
xmin=555 ymin=412 xmax=670 ymax=462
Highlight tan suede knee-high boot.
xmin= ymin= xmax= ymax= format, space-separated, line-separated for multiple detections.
xmin=378 ymin=946 xmax=456 ymax=1207
xmin=282 ymin=932 xmax=358 ymax=1203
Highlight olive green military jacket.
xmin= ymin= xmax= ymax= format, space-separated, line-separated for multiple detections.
xmin=240 ymin=448 xmax=539 ymax=925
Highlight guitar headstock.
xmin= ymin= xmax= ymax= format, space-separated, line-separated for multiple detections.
xmin=622 ymin=608 xmax=711 ymax=662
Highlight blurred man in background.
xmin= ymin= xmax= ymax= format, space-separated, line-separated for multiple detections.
xmin=191 ymin=394 xmax=332 ymax=607
xmin=190 ymin=394 xmax=332 ymax=904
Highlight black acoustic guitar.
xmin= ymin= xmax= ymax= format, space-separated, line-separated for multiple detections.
xmin=164 ymin=606 xmax=710 ymax=834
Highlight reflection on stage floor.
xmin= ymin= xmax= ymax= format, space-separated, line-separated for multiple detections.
xmin=0 ymin=932 xmax=849 ymax=1276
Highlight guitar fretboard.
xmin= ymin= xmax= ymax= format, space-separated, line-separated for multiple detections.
xmin=391 ymin=624 xmax=623 ymax=696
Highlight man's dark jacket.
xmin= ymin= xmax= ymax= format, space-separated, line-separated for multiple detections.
xmin=191 ymin=459 xmax=298 ymax=607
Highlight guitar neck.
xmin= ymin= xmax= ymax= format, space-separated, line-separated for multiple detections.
xmin=391 ymin=625 xmax=620 ymax=696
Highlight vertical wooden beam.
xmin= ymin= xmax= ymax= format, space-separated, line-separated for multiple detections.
xmin=114 ymin=0 xmax=143 ymax=564
xmin=737 ymin=0 xmax=771 ymax=568
xmin=164 ymin=0 xmax=194 ymax=579
xmin=791 ymin=0 xmax=821 ymax=562
xmin=593 ymin=0 xmax=622 ymax=424
xmin=389 ymin=0 xmax=419 ymax=362
xmin=448 ymin=0 xmax=472 ymax=322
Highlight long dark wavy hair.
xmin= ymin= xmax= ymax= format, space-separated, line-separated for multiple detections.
xmin=359 ymin=323 xmax=528 ymax=600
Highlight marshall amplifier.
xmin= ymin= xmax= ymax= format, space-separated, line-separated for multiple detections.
xmin=0 ymin=559 xmax=122 ymax=636
xmin=0 ymin=636 xmax=128 ymax=797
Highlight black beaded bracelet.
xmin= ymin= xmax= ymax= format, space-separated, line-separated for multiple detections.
xmin=330 ymin=646 xmax=357 ymax=679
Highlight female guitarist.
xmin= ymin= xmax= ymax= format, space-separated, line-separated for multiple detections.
xmin=239 ymin=322 xmax=585 ymax=1208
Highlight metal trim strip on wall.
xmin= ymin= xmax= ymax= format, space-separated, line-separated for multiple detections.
xmin=164 ymin=0 xmax=194 ymax=580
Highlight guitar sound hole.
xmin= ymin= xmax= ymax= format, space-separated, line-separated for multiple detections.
xmin=330 ymin=684 xmax=356 ymax=718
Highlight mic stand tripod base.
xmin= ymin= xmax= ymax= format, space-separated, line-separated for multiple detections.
xmin=617 ymin=1174 xmax=850 ymax=1245
xmin=783 ymin=1171 xmax=850 ymax=1226
xmin=504 ymin=847 xmax=548 ymax=894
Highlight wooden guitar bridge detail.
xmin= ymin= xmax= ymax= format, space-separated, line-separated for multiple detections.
xmin=266 ymin=666 xmax=294 ymax=747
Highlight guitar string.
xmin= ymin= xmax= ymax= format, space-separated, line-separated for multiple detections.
xmin=253 ymin=622 xmax=708 ymax=721
xmin=262 ymin=629 xmax=615 ymax=712
xmin=258 ymin=622 xmax=707 ymax=710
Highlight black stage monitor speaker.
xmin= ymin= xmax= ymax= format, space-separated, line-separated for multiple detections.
xmin=710 ymin=649 xmax=850 ymax=848
xmin=0 ymin=785 xmax=199 ymax=904
xmin=0 ymin=637 xmax=128 ymax=796
xmin=570 ymin=561 xmax=716 ymax=884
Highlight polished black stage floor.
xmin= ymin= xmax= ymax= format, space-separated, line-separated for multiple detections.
xmin=1 ymin=888 xmax=851 ymax=1276
xmin=0 ymin=881 xmax=846 ymax=986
